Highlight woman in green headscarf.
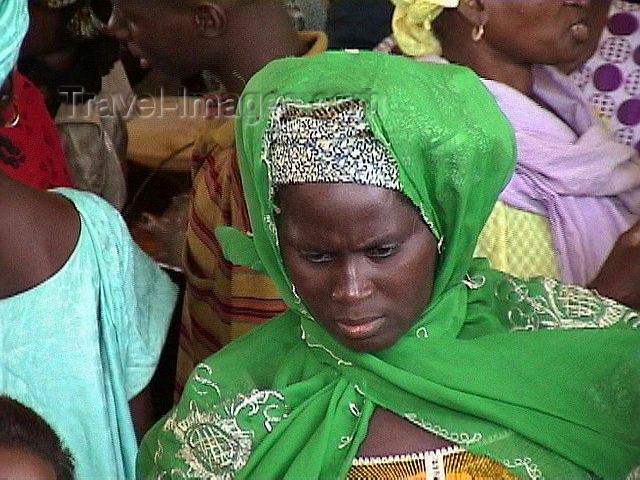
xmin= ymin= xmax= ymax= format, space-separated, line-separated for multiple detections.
xmin=138 ymin=51 xmax=640 ymax=479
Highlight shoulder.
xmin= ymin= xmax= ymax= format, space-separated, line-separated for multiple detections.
xmin=0 ymin=186 xmax=80 ymax=298
xmin=493 ymin=274 xmax=639 ymax=331
xmin=139 ymin=314 xmax=300 ymax=474
xmin=54 ymin=188 xmax=155 ymax=284
xmin=192 ymin=117 xmax=238 ymax=184
xmin=55 ymin=188 xmax=128 ymax=237
xmin=184 ymin=313 xmax=300 ymax=389
xmin=193 ymin=116 xmax=236 ymax=160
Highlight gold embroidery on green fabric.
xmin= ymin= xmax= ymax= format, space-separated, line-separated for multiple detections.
xmin=301 ymin=325 xmax=353 ymax=366
xmin=502 ymin=457 xmax=543 ymax=480
xmin=158 ymin=381 xmax=287 ymax=480
xmin=403 ymin=414 xmax=483 ymax=446
xmin=496 ymin=277 xmax=639 ymax=331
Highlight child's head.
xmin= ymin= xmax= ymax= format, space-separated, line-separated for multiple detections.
xmin=0 ymin=397 xmax=74 ymax=480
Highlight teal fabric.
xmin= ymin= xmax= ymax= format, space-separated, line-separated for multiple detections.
xmin=0 ymin=189 xmax=177 ymax=480
xmin=0 ymin=0 xmax=28 ymax=85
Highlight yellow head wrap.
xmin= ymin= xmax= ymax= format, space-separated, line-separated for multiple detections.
xmin=390 ymin=0 xmax=459 ymax=57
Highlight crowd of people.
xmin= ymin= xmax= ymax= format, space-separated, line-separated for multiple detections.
xmin=1 ymin=0 xmax=639 ymax=479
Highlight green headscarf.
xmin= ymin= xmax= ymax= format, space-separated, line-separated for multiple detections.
xmin=139 ymin=52 xmax=640 ymax=479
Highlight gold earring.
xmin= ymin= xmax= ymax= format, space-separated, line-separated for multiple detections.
xmin=1 ymin=101 xmax=19 ymax=129
xmin=472 ymin=24 xmax=485 ymax=42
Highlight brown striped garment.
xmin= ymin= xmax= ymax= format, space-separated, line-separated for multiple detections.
xmin=175 ymin=32 xmax=329 ymax=397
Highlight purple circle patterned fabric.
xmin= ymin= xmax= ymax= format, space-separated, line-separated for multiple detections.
xmin=572 ymin=1 xmax=640 ymax=152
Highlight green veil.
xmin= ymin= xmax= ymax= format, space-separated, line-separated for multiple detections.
xmin=138 ymin=52 xmax=640 ymax=479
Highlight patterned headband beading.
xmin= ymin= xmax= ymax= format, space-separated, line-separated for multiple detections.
xmin=265 ymin=99 xmax=401 ymax=191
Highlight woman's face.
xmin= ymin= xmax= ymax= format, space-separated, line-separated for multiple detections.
xmin=278 ymin=183 xmax=438 ymax=353
xmin=107 ymin=0 xmax=200 ymax=73
xmin=481 ymin=0 xmax=603 ymax=66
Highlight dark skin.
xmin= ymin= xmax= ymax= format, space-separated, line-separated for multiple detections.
xmin=278 ymin=184 xmax=450 ymax=455
xmin=0 ymin=168 xmax=154 ymax=440
xmin=0 ymin=72 xmax=79 ymax=298
xmin=0 ymin=172 xmax=79 ymax=299
xmin=589 ymin=221 xmax=640 ymax=309
xmin=557 ymin=0 xmax=612 ymax=74
xmin=0 ymin=446 xmax=56 ymax=480
xmin=21 ymin=2 xmax=74 ymax=58
xmin=107 ymin=0 xmax=309 ymax=96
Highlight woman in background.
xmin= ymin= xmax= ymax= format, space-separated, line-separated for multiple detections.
xmin=391 ymin=0 xmax=640 ymax=307
xmin=20 ymin=0 xmax=119 ymax=115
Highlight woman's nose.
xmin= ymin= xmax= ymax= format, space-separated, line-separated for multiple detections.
xmin=106 ymin=12 xmax=129 ymax=41
xmin=331 ymin=259 xmax=373 ymax=303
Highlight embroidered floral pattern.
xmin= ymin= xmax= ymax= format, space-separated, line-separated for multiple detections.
xmin=163 ymin=402 xmax=253 ymax=480
xmin=496 ymin=277 xmax=640 ymax=331
xmin=463 ymin=273 xmax=487 ymax=290
xmin=339 ymin=396 xmax=365 ymax=450
xmin=502 ymin=457 xmax=543 ymax=480
xmin=159 ymin=376 xmax=287 ymax=480
xmin=301 ymin=324 xmax=353 ymax=366
xmin=403 ymin=414 xmax=483 ymax=446
xmin=416 ymin=326 xmax=429 ymax=339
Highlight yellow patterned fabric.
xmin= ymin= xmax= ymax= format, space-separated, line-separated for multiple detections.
xmin=348 ymin=450 xmax=517 ymax=480
xmin=474 ymin=201 xmax=560 ymax=280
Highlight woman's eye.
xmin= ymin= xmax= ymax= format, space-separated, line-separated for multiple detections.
xmin=303 ymin=252 xmax=334 ymax=264
xmin=366 ymin=245 xmax=398 ymax=259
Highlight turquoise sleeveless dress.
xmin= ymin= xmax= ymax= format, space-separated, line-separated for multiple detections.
xmin=0 ymin=189 xmax=177 ymax=479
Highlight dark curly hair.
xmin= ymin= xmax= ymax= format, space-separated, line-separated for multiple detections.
xmin=0 ymin=396 xmax=75 ymax=480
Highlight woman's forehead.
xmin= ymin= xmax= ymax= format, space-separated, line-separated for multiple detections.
xmin=278 ymin=182 xmax=402 ymax=201
xmin=277 ymin=183 xmax=429 ymax=246
xmin=278 ymin=184 xmax=419 ymax=225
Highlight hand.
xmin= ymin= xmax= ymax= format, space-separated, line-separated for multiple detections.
xmin=589 ymin=221 xmax=640 ymax=310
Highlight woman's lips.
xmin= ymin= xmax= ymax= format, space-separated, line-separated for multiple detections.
xmin=571 ymin=21 xmax=590 ymax=43
xmin=335 ymin=317 xmax=385 ymax=340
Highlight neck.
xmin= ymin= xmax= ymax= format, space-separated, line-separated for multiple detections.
xmin=212 ymin=9 xmax=309 ymax=95
xmin=435 ymin=13 xmax=534 ymax=97
xmin=220 ymin=36 xmax=308 ymax=94
xmin=442 ymin=42 xmax=533 ymax=97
